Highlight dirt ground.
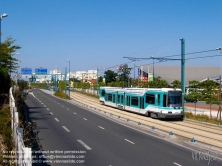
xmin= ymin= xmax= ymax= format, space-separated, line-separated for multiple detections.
xmin=185 ymin=103 xmax=219 ymax=111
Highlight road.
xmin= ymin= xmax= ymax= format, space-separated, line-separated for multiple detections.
xmin=25 ymin=89 xmax=222 ymax=166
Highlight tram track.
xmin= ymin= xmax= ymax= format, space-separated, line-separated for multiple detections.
xmin=70 ymin=91 xmax=222 ymax=148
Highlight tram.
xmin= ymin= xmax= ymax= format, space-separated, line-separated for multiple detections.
xmin=99 ymin=87 xmax=183 ymax=119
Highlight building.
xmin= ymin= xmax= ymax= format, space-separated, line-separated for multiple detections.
xmin=50 ymin=69 xmax=61 ymax=75
xmin=138 ymin=65 xmax=220 ymax=85
xmin=70 ymin=70 xmax=98 ymax=82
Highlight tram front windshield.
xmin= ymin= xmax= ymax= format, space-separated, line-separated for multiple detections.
xmin=168 ymin=91 xmax=182 ymax=106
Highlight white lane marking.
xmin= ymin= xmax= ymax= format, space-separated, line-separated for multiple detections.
xmin=77 ymin=140 xmax=92 ymax=150
xmin=98 ymin=126 xmax=105 ymax=129
xmin=83 ymin=118 xmax=87 ymax=120
xmin=62 ymin=105 xmax=64 ymax=107
xmin=50 ymin=112 xmax=53 ymax=115
xmin=124 ymin=139 xmax=135 ymax=144
xmin=58 ymin=103 xmax=59 ymax=104
xmin=47 ymin=108 xmax=49 ymax=110
xmin=73 ymin=112 xmax=76 ymax=114
xmin=62 ymin=126 xmax=70 ymax=132
xmin=54 ymin=118 xmax=59 ymax=122
xmin=41 ymin=103 xmax=43 ymax=105
xmin=67 ymin=108 xmax=69 ymax=110
xmin=173 ymin=162 xmax=182 ymax=166
xmin=44 ymin=105 xmax=46 ymax=107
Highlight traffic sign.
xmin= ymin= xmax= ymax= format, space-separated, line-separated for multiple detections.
xmin=35 ymin=68 xmax=47 ymax=75
xmin=21 ymin=68 xmax=32 ymax=74
xmin=29 ymin=77 xmax=36 ymax=82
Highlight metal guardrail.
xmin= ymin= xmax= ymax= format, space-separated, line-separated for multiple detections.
xmin=9 ymin=87 xmax=32 ymax=165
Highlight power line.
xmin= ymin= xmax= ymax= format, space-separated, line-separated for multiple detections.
xmin=164 ymin=49 xmax=218 ymax=58
xmin=122 ymin=40 xmax=178 ymax=57
xmin=136 ymin=54 xmax=222 ymax=67
xmin=187 ymin=54 xmax=222 ymax=60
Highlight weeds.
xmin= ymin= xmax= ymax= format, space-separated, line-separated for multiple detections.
xmin=71 ymin=90 xmax=99 ymax=99
xmin=184 ymin=112 xmax=220 ymax=124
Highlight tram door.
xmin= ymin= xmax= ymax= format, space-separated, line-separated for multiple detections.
xmin=140 ymin=97 xmax=144 ymax=109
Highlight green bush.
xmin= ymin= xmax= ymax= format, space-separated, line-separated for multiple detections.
xmin=54 ymin=90 xmax=69 ymax=99
xmin=0 ymin=104 xmax=13 ymax=165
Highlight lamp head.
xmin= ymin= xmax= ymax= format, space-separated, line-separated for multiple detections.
xmin=1 ymin=13 xmax=8 ymax=19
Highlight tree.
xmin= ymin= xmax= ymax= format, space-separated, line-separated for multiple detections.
xmin=171 ymin=80 xmax=181 ymax=88
xmin=0 ymin=37 xmax=21 ymax=74
xmin=185 ymin=80 xmax=200 ymax=100
xmin=0 ymin=37 xmax=21 ymax=104
xmin=98 ymin=76 xmax=103 ymax=82
xmin=199 ymin=79 xmax=218 ymax=118
xmin=70 ymin=77 xmax=80 ymax=83
xmin=148 ymin=76 xmax=168 ymax=88
xmin=104 ymin=70 xmax=117 ymax=85
xmin=117 ymin=64 xmax=132 ymax=87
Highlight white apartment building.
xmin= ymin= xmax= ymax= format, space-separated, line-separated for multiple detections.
xmin=70 ymin=70 xmax=98 ymax=81
xmin=50 ymin=69 xmax=61 ymax=75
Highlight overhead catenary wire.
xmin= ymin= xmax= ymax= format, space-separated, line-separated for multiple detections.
xmin=136 ymin=54 xmax=222 ymax=67
xmin=122 ymin=39 xmax=178 ymax=58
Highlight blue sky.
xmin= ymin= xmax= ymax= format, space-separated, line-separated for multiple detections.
xmin=1 ymin=0 xmax=222 ymax=75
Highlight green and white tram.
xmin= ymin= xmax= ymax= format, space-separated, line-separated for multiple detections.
xmin=99 ymin=87 xmax=183 ymax=119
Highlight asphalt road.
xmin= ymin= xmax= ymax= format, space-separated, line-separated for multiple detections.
xmin=25 ymin=89 xmax=222 ymax=166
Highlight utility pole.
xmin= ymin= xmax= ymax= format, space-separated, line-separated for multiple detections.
xmin=180 ymin=38 xmax=185 ymax=115
xmin=96 ymin=68 xmax=99 ymax=96
xmin=65 ymin=67 xmax=67 ymax=96
xmin=218 ymin=75 xmax=221 ymax=125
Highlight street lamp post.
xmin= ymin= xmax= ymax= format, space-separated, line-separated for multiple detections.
xmin=217 ymin=47 xmax=222 ymax=124
xmin=0 ymin=13 xmax=8 ymax=43
xmin=67 ymin=59 xmax=70 ymax=99
xmin=55 ymin=66 xmax=58 ymax=91
xmin=151 ymin=56 xmax=154 ymax=81
xmin=96 ymin=68 xmax=99 ymax=96
xmin=133 ymin=61 xmax=135 ymax=80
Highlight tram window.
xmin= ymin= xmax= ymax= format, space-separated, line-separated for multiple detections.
xmin=121 ymin=95 xmax=124 ymax=104
xmin=131 ymin=97 xmax=138 ymax=106
xmin=163 ymin=94 xmax=166 ymax=107
xmin=101 ymin=90 xmax=105 ymax=96
xmin=107 ymin=94 xmax=112 ymax=101
xmin=145 ymin=94 xmax=155 ymax=104
xmin=118 ymin=95 xmax=120 ymax=103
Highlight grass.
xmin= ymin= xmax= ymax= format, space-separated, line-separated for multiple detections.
xmin=184 ymin=112 xmax=220 ymax=125
xmin=71 ymin=90 xmax=99 ymax=99
xmin=54 ymin=90 xmax=69 ymax=99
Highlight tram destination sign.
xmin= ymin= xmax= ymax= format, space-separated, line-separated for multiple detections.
xmin=35 ymin=68 xmax=47 ymax=75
